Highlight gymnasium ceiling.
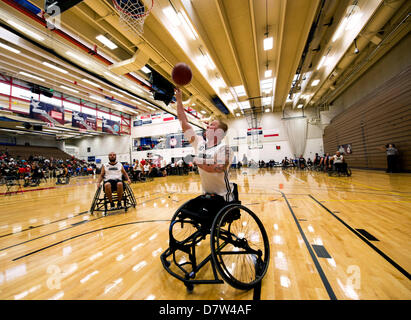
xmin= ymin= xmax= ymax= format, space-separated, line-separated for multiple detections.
xmin=0 ymin=0 xmax=409 ymax=123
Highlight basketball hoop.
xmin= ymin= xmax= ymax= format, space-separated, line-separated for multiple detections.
xmin=112 ymin=0 xmax=154 ymax=35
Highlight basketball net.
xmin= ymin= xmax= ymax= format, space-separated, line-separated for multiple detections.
xmin=112 ymin=0 xmax=154 ymax=36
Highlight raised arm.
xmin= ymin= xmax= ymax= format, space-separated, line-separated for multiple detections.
xmin=175 ymin=88 xmax=195 ymax=144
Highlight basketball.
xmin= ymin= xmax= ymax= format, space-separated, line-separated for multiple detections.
xmin=171 ymin=63 xmax=192 ymax=86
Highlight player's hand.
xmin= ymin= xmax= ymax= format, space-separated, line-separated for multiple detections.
xmin=175 ymin=88 xmax=182 ymax=101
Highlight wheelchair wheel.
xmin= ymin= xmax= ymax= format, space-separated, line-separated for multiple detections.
xmin=210 ymin=204 xmax=270 ymax=290
xmin=169 ymin=205 xmax=202 ymax=244
xmin=346 ymin=168 xmax=352 ymax=177
xmin=90 ymin=185 xmax=102 ymax=215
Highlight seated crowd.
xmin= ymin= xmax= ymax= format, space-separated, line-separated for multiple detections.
xmin=126 ymin=157 xmax=199 ymax=182
xmin=0 ymin=149 xmax=97 ymax=186
xmin=280 ymin=151 xmax=348 ymax=174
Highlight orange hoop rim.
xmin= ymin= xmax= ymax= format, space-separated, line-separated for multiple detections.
xmin=113 ymin=0 xmax=154 ymax=18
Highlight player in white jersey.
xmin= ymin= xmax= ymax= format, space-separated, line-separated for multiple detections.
xmin=332 ymin=151 xmax=345 ymax=174
xmin=97 ymin=152 xmax=131 ymax=209
xmin=175 ymin=88 xmax=234 ymax=202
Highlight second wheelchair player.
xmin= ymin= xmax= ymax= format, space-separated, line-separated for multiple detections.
xmin=97 ymin=152 xmax=131 ymax=209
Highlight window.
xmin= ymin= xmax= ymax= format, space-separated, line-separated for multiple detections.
xmin=111 ymin=115 xmax=121 ymax=122
xmin=97 ymin=111 xmax=108 ymax=119
xmin=40 ymin=94 xmax=61 ymax=106
xmin=12 ymin=86 xmax=33 ymax=100
xmin=0 ymin=82 xmax=10 ymax=95
xmin=64 ymin=95 xmax=80 ymax=104
xmin=82 ymin=107 xmax=96 ymax=116
xmin=63 ymin=101 xmax=80 ymax=112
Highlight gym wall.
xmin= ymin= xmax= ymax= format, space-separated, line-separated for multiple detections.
xmin=226 ymin=111 xmax=324 ymax=163
xmin=68 ymin=135 xmax=132 ymax=163
xmin=323 ymin=34 xmax=411 ymax=171
xmin=130 ymin=110 xmax=324 ymax=163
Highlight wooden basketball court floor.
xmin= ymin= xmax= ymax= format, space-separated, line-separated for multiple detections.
xmin=0 ymin=169 xmax=410 ymax=300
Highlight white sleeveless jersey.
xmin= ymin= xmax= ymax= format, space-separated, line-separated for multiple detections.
xmin=184 ymin=128 xmax=234 ymax=201
xmin=103 ymin=162 xmax=123 ymax=181
xmin=333 ymin=155 xmax=344 ymax=164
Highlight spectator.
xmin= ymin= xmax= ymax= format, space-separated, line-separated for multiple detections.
xmin=379 ymin=144 xmax=399 ymax=173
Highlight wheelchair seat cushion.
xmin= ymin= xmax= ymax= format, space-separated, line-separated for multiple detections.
xmin=181 ymin=194 xmax=228 ymax=224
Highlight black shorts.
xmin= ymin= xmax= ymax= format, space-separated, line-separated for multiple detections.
xmin=104 ymin=179 xmax=123 ymax=192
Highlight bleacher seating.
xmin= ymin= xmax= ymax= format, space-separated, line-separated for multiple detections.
xmin=1 ymin=145 xmax=72 ymax=161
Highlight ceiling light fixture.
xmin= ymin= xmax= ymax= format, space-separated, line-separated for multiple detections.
xmin=317 ymin=56 xmax=326 ymax=70
xmin=263 ymin=1 xmax=273 ymax=51
xmin=66 ymin=51 xmax=90 ymax=65
xmin=0 ymin=42 xmax=20 ymax=54
xmin=82 ymin=79 xmax=100 ymax=87
xmin=178 ymin=11 xmax=198 ymax=40
xmin=42 ymin=62 xmax=68 ymax=74
xmin=8 ymin=20 xmax=45 ymax=41
xmin=141 ymin=66 xmax=151 ymax=74
xmin=104 ymin=71 xmax=122 ymax=82
xmin=260 ymin=78 xmax=273 ymax=89
xmin=60 ymin=85 xmax=79 ymax=93
xmin=233 ymin=85 xmax=246 ymax=97
xmin=96 ymin=35 xmax=118 ymax=50
xmin=311 ymin=79 xmax=320 ymax=86
xmin=19 ymin=71 xmax=45 ymax=82
xmin=162 ymin=6 xmax=181 ymax=27
xmin=263 ymin=36 xmax=273 ymax=51
xmin=345 ymin=5 xmax=363 ymax=31
xmin=239 ymin=101 xmax=250 ymax=110
xmin=89 ymin=95 xmax=105 ymax=102
xmin=110 ymin=91 xmax=124 ymax=97
xmin=354 ymin=38 xmax=359 ymax=54
xmin=332 ymin=18 xmax=348 ymax=42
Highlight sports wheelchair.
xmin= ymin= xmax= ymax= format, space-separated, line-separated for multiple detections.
xmin=90 ymin=181 xmax=137 ymax=216
xmin=4 ymin=176 xmax=23 ymax=195
xmin=160 ymin=184 xmax=270 ymax=294
xmin=56 ymin=175 xmax=70 ymax=185
xmin=328 ymin=163 xmax=352 ymax=177
xmin=23 ymin=177 xmax=41 ymax=187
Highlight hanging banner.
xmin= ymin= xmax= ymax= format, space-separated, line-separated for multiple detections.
xmin=72 ymin=111 xmax=97 ymax=131
xmin=30 ymin=98 xmax=64 ymax=125
xmin=102 ymin=118 xmax=120 ymax=134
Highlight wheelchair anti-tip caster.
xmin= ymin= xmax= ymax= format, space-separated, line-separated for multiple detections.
xmin=185 ymin=283 xmax=194 ymax=292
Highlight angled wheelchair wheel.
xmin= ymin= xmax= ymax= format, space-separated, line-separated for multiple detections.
xmin=125 ymin=183 xmax=137 ymax=207
xmin=210 ymin=204 xmax=270 ymax=290
xmin=346 ymin=168 xmax=352 ymax=177
xmin=169 ymin=202 xmax=203 ymax=244
xmin=90 ymin=185 xmax=102 ymax=215
xmin=328 ymin=170 xmax=336 ymax=176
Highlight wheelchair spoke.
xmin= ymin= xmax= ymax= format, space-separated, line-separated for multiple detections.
xmin=217 ymin=250 xmax=256 ymax=255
